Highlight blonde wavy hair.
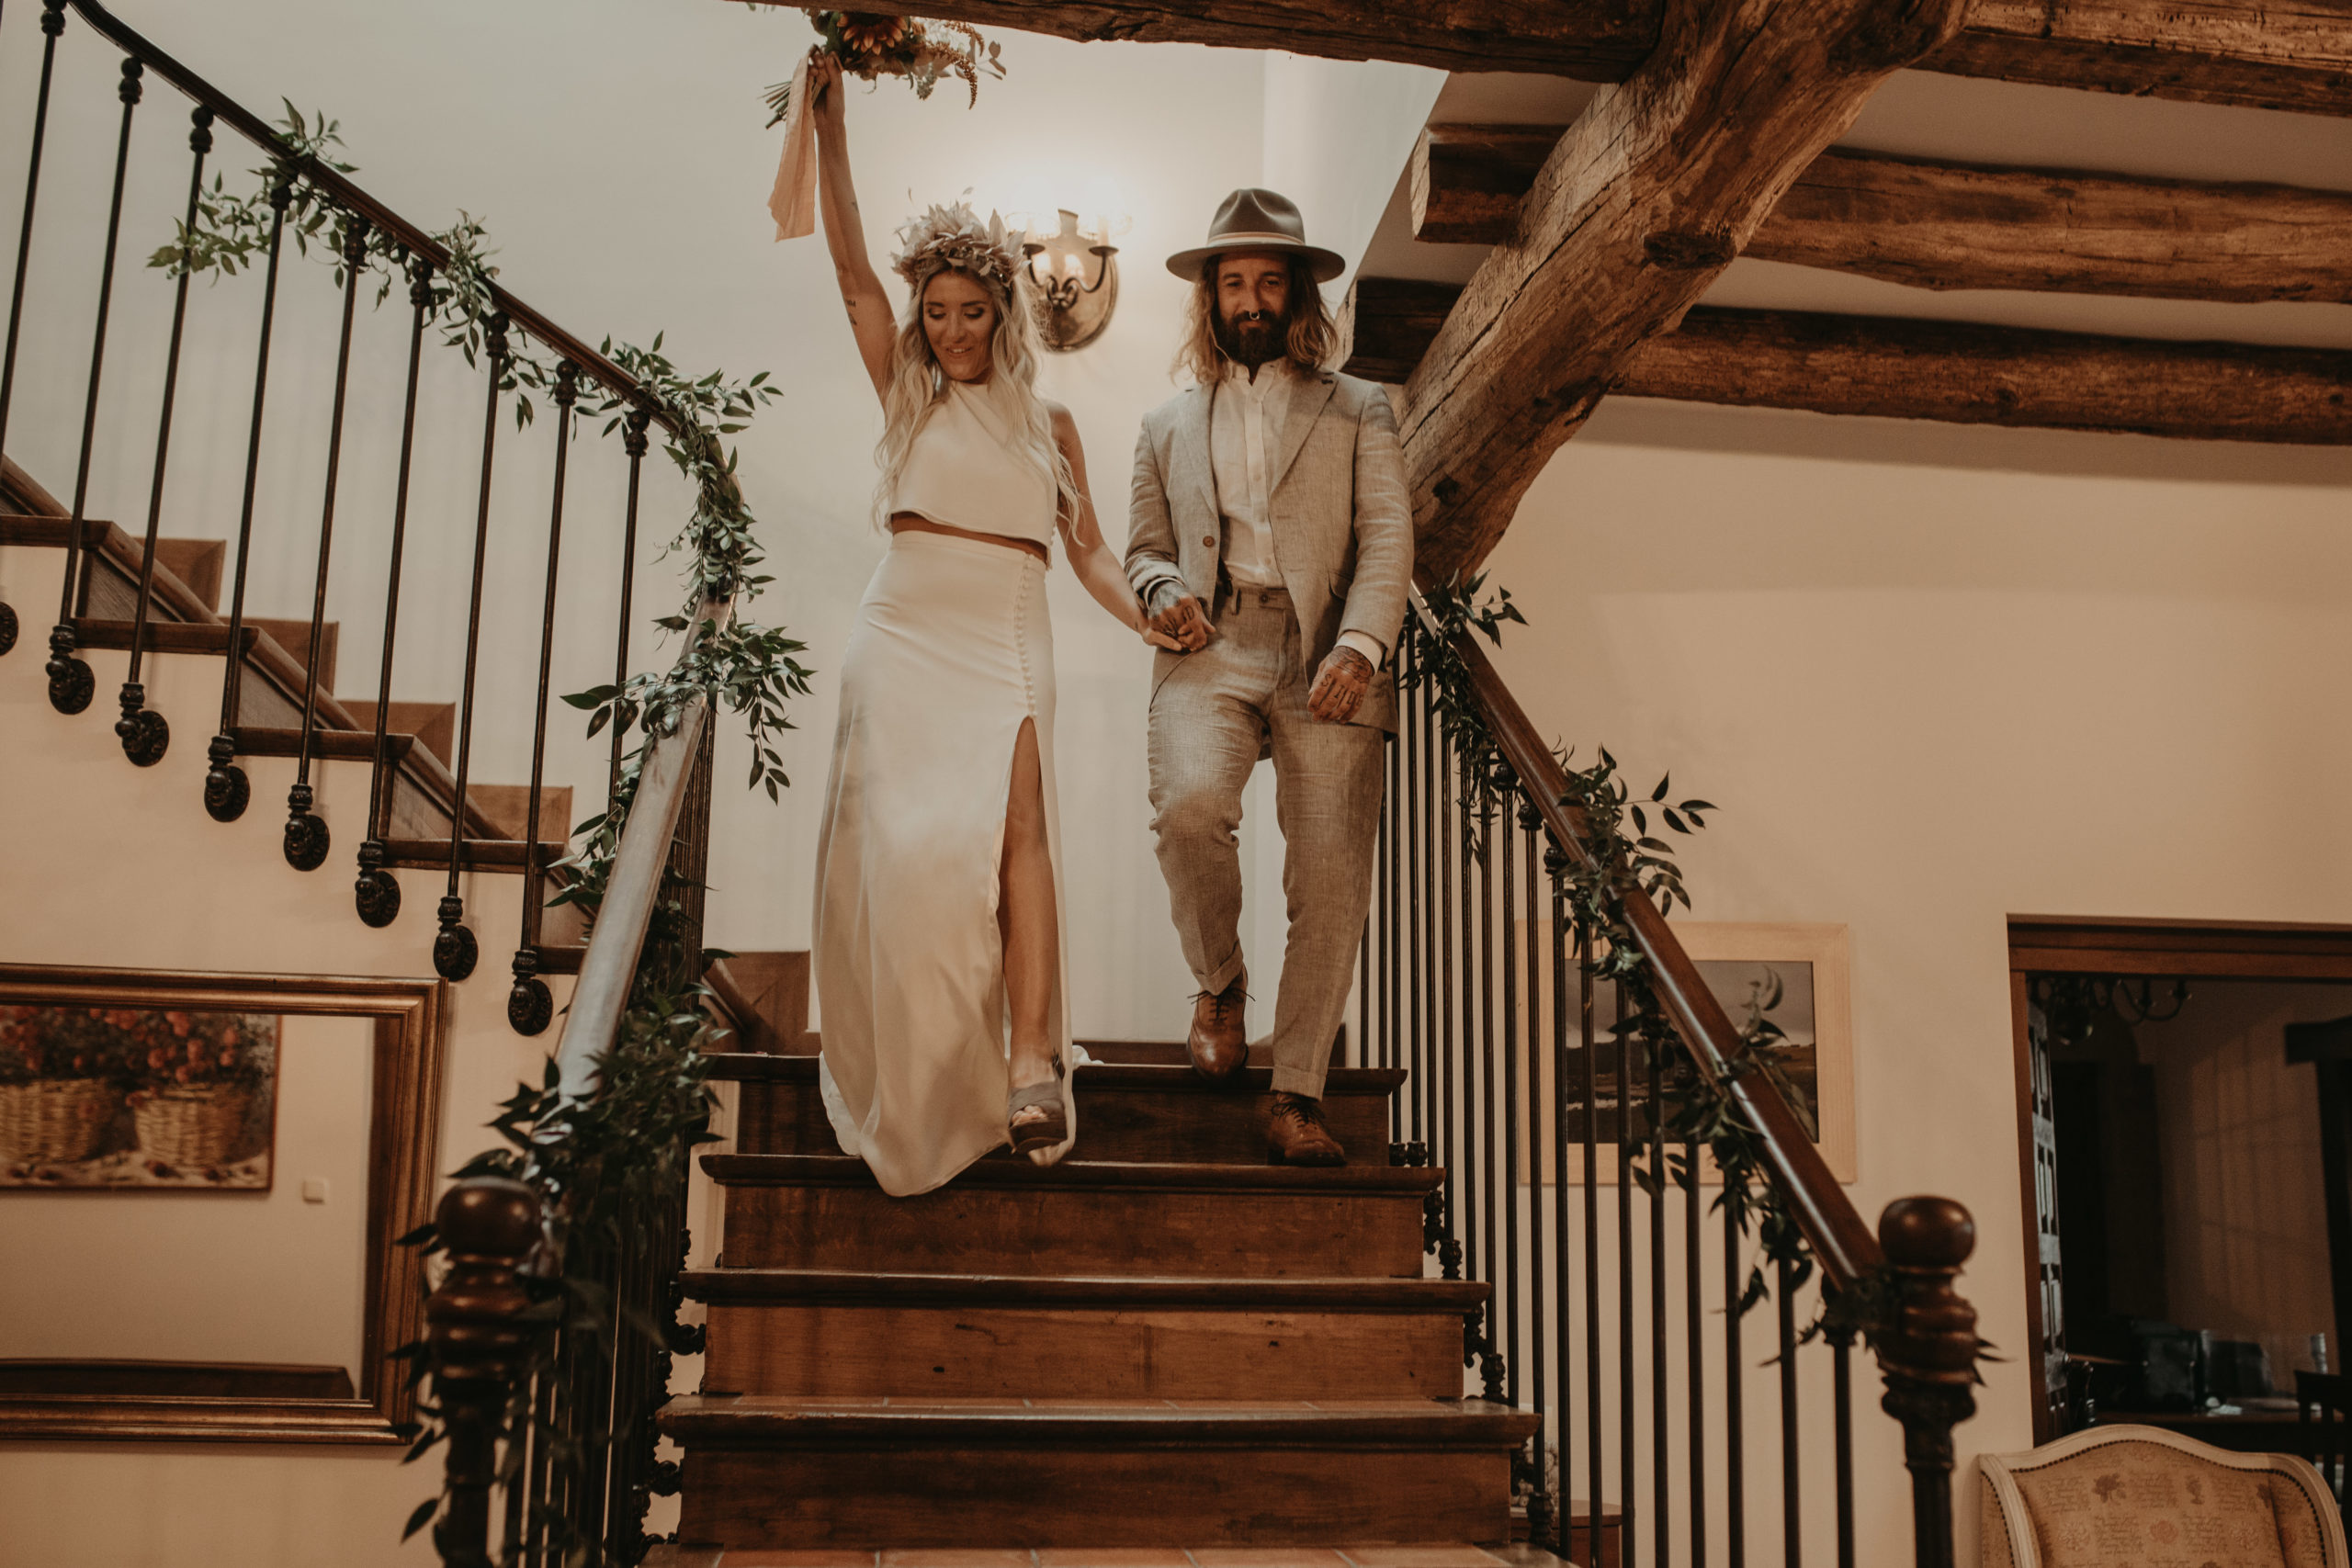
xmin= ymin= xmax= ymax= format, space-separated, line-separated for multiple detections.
xmin=1170 ymin=252 xmax=1339 ymax=388
xmin=874 ymin=203 xmax=1078 ymax=531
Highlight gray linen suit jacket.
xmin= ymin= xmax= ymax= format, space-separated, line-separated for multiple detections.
xmin=1126 ymin=368 xmax=1416 ymax=732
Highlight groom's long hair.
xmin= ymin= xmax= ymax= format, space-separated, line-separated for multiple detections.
xmin=1171 ymin=253 xmax=1338 ymax=388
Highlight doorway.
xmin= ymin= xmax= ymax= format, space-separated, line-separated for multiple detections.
xmin=2008 ymin=915 xmax=2352 ymax=1448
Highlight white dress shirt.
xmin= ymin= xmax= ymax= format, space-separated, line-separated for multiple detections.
xmin=1210 ymin=360 xmax=1385 ymax=670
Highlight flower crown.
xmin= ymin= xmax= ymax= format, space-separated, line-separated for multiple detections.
xmin=891 ymin=201 xmax=1022 ymax=295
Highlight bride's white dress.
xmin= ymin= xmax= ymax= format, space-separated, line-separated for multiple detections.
xmin=811 ymin=378 xmax=1076 ymax=1196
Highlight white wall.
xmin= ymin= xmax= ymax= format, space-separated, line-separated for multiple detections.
xmin=1480 ymin=395 xmax=2352 ymax=1563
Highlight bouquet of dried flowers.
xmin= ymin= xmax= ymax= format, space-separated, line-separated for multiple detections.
xmin=764 ymin=10 xmax=1004 ymax=128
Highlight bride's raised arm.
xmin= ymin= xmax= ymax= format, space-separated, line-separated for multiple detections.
xmin=1049 ymin=405 xmax=1182 ymax=649
xmin=810 ymin=54 xmax=894 ymax=400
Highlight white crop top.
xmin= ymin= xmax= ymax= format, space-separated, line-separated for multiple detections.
xmin=889 ymin=379 xmax=1057 ymax=547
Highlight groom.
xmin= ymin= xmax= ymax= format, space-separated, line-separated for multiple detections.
xmin=1127 ymin=188 xmax=1413 ymax=1167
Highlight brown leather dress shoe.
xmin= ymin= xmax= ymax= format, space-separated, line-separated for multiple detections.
xmin=1267 ymin=1091 xmax=1346 ymax=1167
xmin=1187 ymin=974 xmax=1249 ymax=1085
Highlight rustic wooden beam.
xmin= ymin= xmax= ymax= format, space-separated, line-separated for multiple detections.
xmin=1925 ymin=1 xmax=2352 ymax=118
xmin=763 ymin=2 xmax=2352 ymax=118
xmin=752 ymin=0 xmax=1656 ymax=76
xmin=1413 ymin=130 xmax=2352 ymax=303
xmin=1396 ymin=0 xmax=1972 ymax=581
xmin=1346 ymin=285 xmax=2352 ymax=444
xmin=1622 ymin=307 xmax=2352 ymax=442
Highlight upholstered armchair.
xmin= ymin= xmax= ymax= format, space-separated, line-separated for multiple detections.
xmin=1981 ymin=1424 xmax=2346 ymax=1568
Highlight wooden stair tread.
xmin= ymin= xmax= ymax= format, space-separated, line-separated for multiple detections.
xmin=643 ymin=1545 xmax=1593 ymax=1566
xmin=71 ymin=617 xmax=257 ymax=656
xmin=680 ymin=1268 xmax=1485 ymax=1310
xmin=379 ymin=837 xmax=566 ymax=870
xmin=704 ymin=1155 xmax=1442 ymax=1193
xmin=705 ymin=1055 xmax=1403 ymax=1093
xmin=662 ymin=1394 xmax=1538 ymax=1446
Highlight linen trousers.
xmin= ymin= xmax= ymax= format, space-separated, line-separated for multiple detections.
xmin=1146 ymin=583 xmax=1386 ymax=1100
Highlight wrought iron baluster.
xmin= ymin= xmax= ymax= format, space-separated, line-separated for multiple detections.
xmin=1688 ymin=1131 xmax=1708 ymax=1568
xmin=114 ymin=103 xmax=213 ymax=767
xmin=1780 ymin=1254 xmax=1802 ymax=1568
xmin=608 ymin=405 xmax=649 ymax=803
xmin=280 ymin=215 xmax=372 ymax=872
xmin=1617 ymin=982 xmax=1636 ymax=1568
xmin=1437 ymin=719 xmax=1461 ymax=1283
xmin=1547 ymin=849 xmax=1574 ymax=1557
xmin=354 ymin=256 xmax=435 ymax=928
xmin=1580 ymin=919 xmax=1602 ymax=1557
xmin=1498 ymin=773 xmax=1520 ymax=1412
xmin=1726 ymin=1190 xmax=1747 ymax=1568
xmin=43 ymin=53 xmax=142 ymax=717
xmin=1828 ymin=1307 xmax=1857 ymax=1568
xmin=202 ymin=175 xmax=291 ymax=825
xmin=510 ymin=361 xmax=580 ymax=1036
xmin=1401 ymin=629 xmax=1420 ymax=1161
xmin=434 ymin=310 xmax=511 ymax=982
xmin=1651 ymin=1023 xmax=1670 ymax=1568
xmin=1374 ymin=724 xmax=1392 ymax=1142
xmin=1519 ymin=807 xmax=1549 ymax=1542
xmin=1476 ymin=761 xmax=1499 ymax=1387
xmin=0 ymin=0 xmax=71 ymax=659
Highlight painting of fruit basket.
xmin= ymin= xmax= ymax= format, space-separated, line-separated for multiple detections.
xmin=0 ymin=1004 xmax=279 ymax=1190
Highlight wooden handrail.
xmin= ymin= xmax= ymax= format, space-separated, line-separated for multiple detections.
xmin=62 ymin=0 xmax=678 ymax=433
xmin=553 ymin=593 xmax=735 ymax=1100
xmin=1416 ymin=592 xmax=1884 ymax=1288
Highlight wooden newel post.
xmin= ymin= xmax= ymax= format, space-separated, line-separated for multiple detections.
xmin=1875 ymin=1196 xmax=1980 ymax=1568
xmin=425 ymin=1176 xmax=545 ymax=1568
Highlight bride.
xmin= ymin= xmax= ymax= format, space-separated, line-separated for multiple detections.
xmin=806 ymin=56 xmax=1182 ymax=1196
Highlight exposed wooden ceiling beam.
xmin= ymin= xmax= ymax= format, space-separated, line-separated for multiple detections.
xmin=1395 ymin=0 xmax=1971 ymax=581
xmin=1923 ymin=1 xmax=2352 ymax=118
xmin=793 ymin=1 xmax=2352 ymax=118
xmin=1413 ymin=129 xmax=2352 ymax=303
xmin=1345 ymin=283 xmax=2352 ymax=444
xmin=786 ymin=0 xmax=1655 ymax=76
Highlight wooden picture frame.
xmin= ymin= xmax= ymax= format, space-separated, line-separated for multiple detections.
xmin=0 ymin=964 xmax=447 ymax=1444
xmin=1517 ymin=920 xmax=1857 ymax=1185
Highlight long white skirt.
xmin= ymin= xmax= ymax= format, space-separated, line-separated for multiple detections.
xmin=812 ymin=530 xmax=1075 ymax=1195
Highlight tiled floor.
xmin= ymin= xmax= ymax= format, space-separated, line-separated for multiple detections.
xmin=705 ymin=1549 xmax=1512 ymax=1568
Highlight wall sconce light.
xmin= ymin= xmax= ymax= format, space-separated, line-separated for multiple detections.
xmin=1012 ymin=205 xmax=1130 ymax=353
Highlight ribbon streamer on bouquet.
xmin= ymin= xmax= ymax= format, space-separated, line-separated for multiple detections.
xmin=768 ymin=53 xmax=817 ymax=242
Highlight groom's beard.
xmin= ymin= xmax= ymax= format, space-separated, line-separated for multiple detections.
xmin=1215 ymin=307 xmax=1287 ymax=370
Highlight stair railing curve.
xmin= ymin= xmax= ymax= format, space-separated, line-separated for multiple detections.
xmin=1367 ymin=587 xmax=1982 ymax=1568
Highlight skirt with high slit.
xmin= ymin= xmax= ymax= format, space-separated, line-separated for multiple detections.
xmin=812 ymin=529 xmax=1075 ymax=1196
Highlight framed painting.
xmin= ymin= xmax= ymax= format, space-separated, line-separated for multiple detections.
xmin=1517 ymin=920 xmax=1857 ymax=1185
xmin=0 ymin=1004 xmax=281 ymax=1189
xmin=0 ymin=965 xmax=447 ymax=1444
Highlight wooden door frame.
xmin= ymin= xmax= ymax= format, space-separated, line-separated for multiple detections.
xmin=2007 ymin=915 xmax=2352 ymax=1443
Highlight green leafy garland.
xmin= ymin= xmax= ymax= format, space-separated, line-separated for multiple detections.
xmin=148 ymin=104 xmax=814 ymax=1561
xmin=1403 ymin=575 xmax=1902 ymax=1344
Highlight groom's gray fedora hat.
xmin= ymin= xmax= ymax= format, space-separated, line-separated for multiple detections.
xmin=1165 ymin=187 xmax=1346 ymax=284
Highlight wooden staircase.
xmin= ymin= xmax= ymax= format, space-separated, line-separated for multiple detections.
xmin=660 ymin=1045 xmax=1543 ymax=1556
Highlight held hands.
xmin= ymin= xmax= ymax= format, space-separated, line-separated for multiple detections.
xmin=1308 ymin=646 xmax=1374 ymax=724
xmin=1146 ymin=580 xmax=1213 ymax=653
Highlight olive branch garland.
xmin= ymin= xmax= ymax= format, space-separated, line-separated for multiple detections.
xmin=1405 ymin=575 xmax=1921 ymax=1355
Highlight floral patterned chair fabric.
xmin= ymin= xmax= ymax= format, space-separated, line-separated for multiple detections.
xmin=1981 ymin=1425 xmax=2346 ymax=1568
